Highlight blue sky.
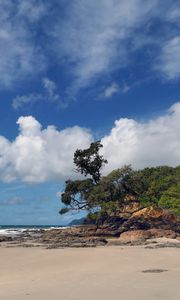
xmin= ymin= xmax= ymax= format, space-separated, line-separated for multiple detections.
xmin=0 ymin=0 xmax=180 ymax=225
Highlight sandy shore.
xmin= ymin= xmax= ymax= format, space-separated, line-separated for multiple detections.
xmin=0 ymin=245 xmax=179 ymax=300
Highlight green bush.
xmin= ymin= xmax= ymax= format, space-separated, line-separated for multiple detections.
xmin=159 ymin=185 xmax=180 ymax=215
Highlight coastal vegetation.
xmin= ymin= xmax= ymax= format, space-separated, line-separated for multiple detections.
xmin=60 ymin=142 xmax=180 ymax=221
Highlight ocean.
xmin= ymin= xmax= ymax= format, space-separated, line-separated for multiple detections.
xmin=0 ymin=225 xmax=66 ymax=237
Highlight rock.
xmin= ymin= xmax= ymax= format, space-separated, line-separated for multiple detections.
xmin=119 ymin=194 xmax=141 ymax=215
xmin=128 ymin=206 xmax=180 ymax=234
xmin=95 ymin=226 xmax=120 ymax=237
xmin=0 ymin=236 xmax=12 ymax=242
xmin=145 ymin=239 xmax=180 ymax=249
xmin=131 ymin=206 xmax=175 ymax=220
xmin=28 ymin=226 xmax=108 ymax=248
xmin=118 ymin=228 xmax=178 ymax=245
xmin=119 ymin=230 xmax=151 ymax=243
xmin=119 ymin=218 xmax=150 ymax=233
xmin=121 ymin=202 xmax=141 ymax=214
xmin=107 ymin=238 xmax=126 ymax=246
xmin=148 ymin=229 xmax=177 ymax=239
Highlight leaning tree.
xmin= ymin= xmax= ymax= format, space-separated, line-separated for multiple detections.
xmin=59 ymin=141 xmax=108 ymax=214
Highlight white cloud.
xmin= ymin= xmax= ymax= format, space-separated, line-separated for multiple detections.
xmin=1 ymin=0 xmax=179 ymax=94
xmin=12 ymin=78 xmax=62 ymax=110
xmin=0 ymin=0 xmax=47 ymax=88
xmin=165 ymin=2 xmax=180 ymax=24
xmin=103 ymin=83 xmax=119 ymax=98
xmin=17 ymin=0 xmax=47 ymax=23
xmin=0 ymin=116 xmax=92 ymax=183
xmin=103 ymin=82 xmax=130 ymax=98
xmin=42 ymin=78 xmax=62 ymax=104
xmin=156 ymin=36 xmax=180 ymax=80
xmin=48 ymin=0 xmax=180 ymax=94
xmin=12 ymin=93 xmax=43 ymax=110
xmin=52 ymin=0 xmax=157 ymax=91
xmin=42 ymin=78 xmax=57 ymax=98
xmin=101 ymin=102 xmax=180 ymax=173
xmin=0 ymin=103 xmax=180 ymax=183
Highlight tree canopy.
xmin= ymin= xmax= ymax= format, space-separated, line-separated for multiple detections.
xmin=73 ymin=141 xmax=107 ymax=183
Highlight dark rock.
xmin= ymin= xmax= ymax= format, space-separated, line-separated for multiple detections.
xmin=0 ymin=236 xmax=13 ymax=242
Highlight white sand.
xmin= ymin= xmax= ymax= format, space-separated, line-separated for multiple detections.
xmin=0 ymin=246 xmax=179 ymax=300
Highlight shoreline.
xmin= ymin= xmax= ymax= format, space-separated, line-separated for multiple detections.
xmin=0 ymin=225 xmax=180 ymax=249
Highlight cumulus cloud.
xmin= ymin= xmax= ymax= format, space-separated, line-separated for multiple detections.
xmin=101 ymin=102 xmax=180 ymax=173
xmin=156 ymin=36 xmax=180 ymax=80
xmin=0 ymin=116 xmax=92 ymax=183
xmin=0 ymin=103 xmax=180 ymax=183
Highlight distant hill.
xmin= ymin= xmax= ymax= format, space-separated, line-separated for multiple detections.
xmin=68 ymin=217 xmax=85 ymax=226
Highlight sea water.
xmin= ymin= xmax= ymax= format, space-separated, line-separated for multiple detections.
xmin=0 ymin=225 xmax=66 ymax=237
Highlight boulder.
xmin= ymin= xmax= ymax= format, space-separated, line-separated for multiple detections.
xmin=119 ymin=230 xmax=151 ymax=242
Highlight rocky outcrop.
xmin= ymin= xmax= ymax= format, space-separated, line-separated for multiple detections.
xmin=0 ymin=226 xmax=108 ymax=248
xmin=131 ymin=206 xmax=175 ymax=220
xmin=130 ymin=206 xmax=180 ymax=233
xmin=32 ymin=226 xmax=108 ymax=248
xmin=104 ymin=198 xmax=180 ymax=234
xmin=119 ymin=228 xmax=177 ymax=244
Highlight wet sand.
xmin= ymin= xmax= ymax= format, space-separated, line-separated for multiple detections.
xmin=0 ymin=245 xmax=179 ymax=300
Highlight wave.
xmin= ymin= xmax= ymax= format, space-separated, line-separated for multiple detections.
xmin=0 ymin=225 xmax=68 ymax=237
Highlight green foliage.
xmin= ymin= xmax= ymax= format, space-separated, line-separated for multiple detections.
xmin=73 ymin=141 xmax=107 ymax=183
xmin=87 ymin=165 xmax=136 ymax=208
xmin=159 ymin=185 xmax=180 ymax=215
xmin=139 ymin=196 xmax=158 ymax=208
xmin=137 ymin=166 xmax=180 ymax=214
xmin=136 ymin=166 xmax=178 ymax=200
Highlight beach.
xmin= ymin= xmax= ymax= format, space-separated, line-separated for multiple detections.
xmin=0 ymin=245 xmax=179 ymax=300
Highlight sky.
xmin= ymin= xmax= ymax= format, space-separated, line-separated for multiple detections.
xmin=0 ymin=0 xmax=180 ymax=225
